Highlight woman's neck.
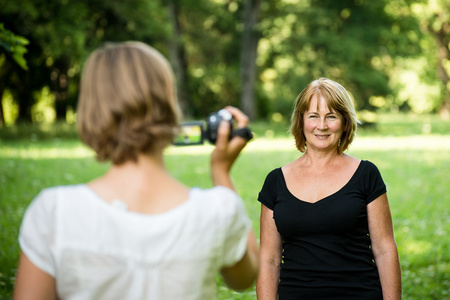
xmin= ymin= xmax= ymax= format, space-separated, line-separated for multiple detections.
xmin=301 ymin=149 xmax=344 ymax=168
xmin=88 ymin=152 xmax=190 ymax=214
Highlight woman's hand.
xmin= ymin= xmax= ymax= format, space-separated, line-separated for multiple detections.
xmin=210 ymin=106 xmax=250 ymax=190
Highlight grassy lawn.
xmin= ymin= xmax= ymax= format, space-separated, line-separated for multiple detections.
xmin=1 ymin=114 xmax=449 ymax=299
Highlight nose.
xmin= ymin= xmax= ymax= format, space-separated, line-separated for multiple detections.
xmin=317 ymin=117 xmax=328 ymax=130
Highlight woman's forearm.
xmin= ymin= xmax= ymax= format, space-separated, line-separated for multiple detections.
xmin=375 ymin=244 xmax=402 ymax=300
xmin=211 ymin=166 xmax=235 ymax=190
xmin=256 ymin=262 xmax=280 ymax=300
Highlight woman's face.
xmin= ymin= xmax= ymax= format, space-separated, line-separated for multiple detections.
xmin=303 ymin=94 xmax=344 ymax=152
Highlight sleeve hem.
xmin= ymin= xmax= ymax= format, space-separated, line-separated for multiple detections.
xmin=221 ymin=223 xmax=251 ymax=268
xmin=366 ymin=187 xmax=387 ymax=205
xmin=19 ymin=236 xmax=55 ymax=277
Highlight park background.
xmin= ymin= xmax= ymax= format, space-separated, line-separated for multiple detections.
xmin=0 ymin=0 xmax=449 ymax=299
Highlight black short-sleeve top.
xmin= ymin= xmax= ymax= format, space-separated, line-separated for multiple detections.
xmin=258 ymin=160 xmax=386 ymax=299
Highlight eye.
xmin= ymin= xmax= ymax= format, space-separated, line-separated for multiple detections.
xmin=327 ymin=115 xmax=337 ymax=120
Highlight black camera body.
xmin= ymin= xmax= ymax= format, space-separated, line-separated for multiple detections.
xmin=173 ymin=109 xmax=233 ymax=146
xmin=205 ymin=109 xmax=233 ymax=144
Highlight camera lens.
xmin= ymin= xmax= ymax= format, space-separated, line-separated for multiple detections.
xmin=218 ymin=109 xmax=232 ymax=121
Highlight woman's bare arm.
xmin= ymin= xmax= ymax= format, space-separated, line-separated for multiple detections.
xmin=367 ymin=193 xmax=402 ymax=300
xmin=256 ymin=204 xmax=282 ymax=299
xmin=13 ymin=251 xmax=57 ymax=300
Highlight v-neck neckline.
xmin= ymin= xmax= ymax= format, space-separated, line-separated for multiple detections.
xmin=276 ymin=160 xmax=364 ymax=205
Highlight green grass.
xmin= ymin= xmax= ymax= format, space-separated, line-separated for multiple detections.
xmin=0 ymin=121 xmax=79 ymax=141
xmin=1 ymin=114 xmax=449 ymax=299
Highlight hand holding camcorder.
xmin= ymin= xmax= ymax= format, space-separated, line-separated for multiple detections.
xmin=173 ymin=108 xmax=253 ymax=146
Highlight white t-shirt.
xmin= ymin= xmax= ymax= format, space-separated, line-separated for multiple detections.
xmin=19 ymin=185 xmax=251 ymax=300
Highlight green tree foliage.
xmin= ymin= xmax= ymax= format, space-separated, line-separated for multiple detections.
xmin=257 ymin=0 xmax=424 ymax=117
xmin=170 ymin=0 xmax=245 ymax=118
xmin=0 ymin=24 xmax=30 ymax=125
xmin=411 ymin=0 xmax=450 ymax=117
xmin=0 ymin=0 xmax=448 ymax=124
xmin=0 ymin=24 xmax=29 ymax=71
xmin=0 ymin=0 xmax=169 ymax=122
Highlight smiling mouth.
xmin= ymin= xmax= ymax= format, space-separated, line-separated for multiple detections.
xmin=315 ymin=134 xmax=330 ymax=139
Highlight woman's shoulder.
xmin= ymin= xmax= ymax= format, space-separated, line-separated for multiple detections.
xmin=36 ymin=184 xmax=87 ymax=194
xmin=351 ymin=159 xmax=385 ymax=188
xmin=30 ymin=184 xmax=88 ymax=206
xmin=357 ymin=159 xmax=381 ymax=173
xmin=191 ymin=186 xmax=241 ymax=207
xmin=342 ymin=153 xmax=361 ymax=164
xmin=190 ymin=186 xmax=250 ymax=223
xmin=265 ymin=167 xmax=282 ymax=179
xmin=259 ymin=167 xmax=283 ymax=190
xmin=24 ymin=185 xmax=95 ymax=222
xmin=20 ymin=185 xmax=90 ymax=240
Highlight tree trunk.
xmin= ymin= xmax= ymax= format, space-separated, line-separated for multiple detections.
xmin=15 ymin=69 xmax=34 ymax=122
xmin=240 ymin=0 xmax=262 ymax=120
xmin=429 ymin=14 xmax=450 ymax=119
xmin=0 ymin=92 xmax=4 ymax=126
xmin=52 ymin=56 xmax=71 ymax=120
xmin=167 ymin=0 xmax=192 ymax=119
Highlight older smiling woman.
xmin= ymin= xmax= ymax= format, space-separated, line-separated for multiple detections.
xmin=256 ymin=77 xmax=401 ymax=300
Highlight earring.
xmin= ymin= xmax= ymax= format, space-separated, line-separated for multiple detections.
xmin=338 ymin=138 xmax=341 ymax=147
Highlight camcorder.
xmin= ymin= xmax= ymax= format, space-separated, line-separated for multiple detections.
xmin=173 ymin=109 xmax=253 ymax=146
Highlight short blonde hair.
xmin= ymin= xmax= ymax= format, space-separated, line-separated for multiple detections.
xmin=77 ymin=41 xmax=180 ymax=164
xmin=290 ymin=77 xmax=359 ymax=154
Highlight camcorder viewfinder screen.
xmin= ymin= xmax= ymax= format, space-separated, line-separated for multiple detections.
xmin=173 ymin=122 xmax=204 ymax=146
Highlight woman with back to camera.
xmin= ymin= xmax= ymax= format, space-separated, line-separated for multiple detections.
xmin=13 ymin=41 xmax=258 ymax=300
xmin=256 ymin=77 xmax=401 ymax=299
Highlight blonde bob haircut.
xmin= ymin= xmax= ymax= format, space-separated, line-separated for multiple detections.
xmin=77 ymin=41 xmax=180 ymax=165
xmin=290 ymin=77 xmax=359 ymax=154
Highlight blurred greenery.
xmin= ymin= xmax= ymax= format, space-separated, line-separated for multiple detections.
xmin=1 ymin=0 xmax=450 ymax=125
xmin=1 ymin=114 xmax=449 ymax=299
xmin=2 ymin=1 xmax=449 ymax=298
xmin=0 ymin=23 xmax=29 ymax=70
xmin=1 ymin=113 xmax=449 ymax=142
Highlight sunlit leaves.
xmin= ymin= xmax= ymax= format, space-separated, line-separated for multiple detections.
xmin=0 ymin=24 xmax=29 ymax=70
